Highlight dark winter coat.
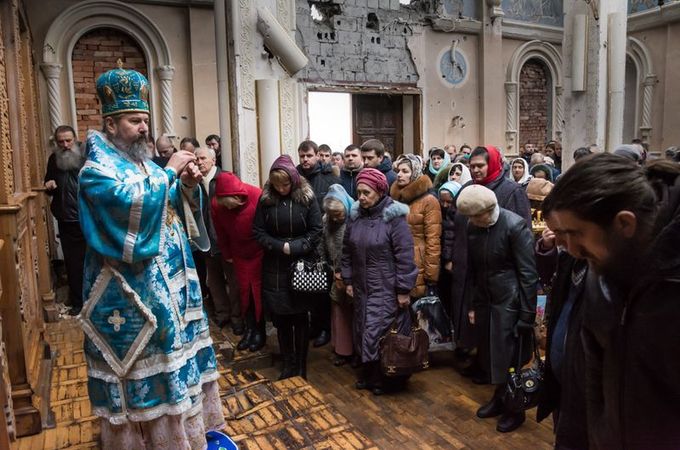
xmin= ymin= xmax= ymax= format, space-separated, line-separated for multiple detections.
xmin=253 ymin=178 xmax=322 ymax=316
xmin=450 ymin=211 xmax=475 ymax=348
xmin=535 ymin=246 xmax=589 ymax=450
xmin=582 ymin=190 xmax=680 ymax=449
xmin=468 ymin=208 xmax=537 ymax=384
xmin=469 ymin=172 xmax=532 ymax=228
xmin=211 ymin=173 xmax=264 ymax=321
xmin=340 ymin=166 xmax=361 ymax=200
xmin=297 ymin=162 xmax=340 ymax=212
xmin=390 ymin=175 xmax=442 ymax=298
xmin=377 ymin=157 xmax=397 ymax=187
xmin=341 ymin=196 xmax=418 ymax=362
xmin=44 ymin=151 xmax=84 ymax=222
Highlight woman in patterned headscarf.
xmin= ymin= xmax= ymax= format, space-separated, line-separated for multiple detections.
xmin=390 ymin=154 xmax=442 ymax=299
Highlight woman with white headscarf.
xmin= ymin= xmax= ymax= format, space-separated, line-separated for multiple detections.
xmin=390 ymin=154 xmax=442 ymax=299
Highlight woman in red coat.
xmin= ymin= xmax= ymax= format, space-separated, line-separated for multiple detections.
xmin=211 ymin=172 xmax=265 ymax=352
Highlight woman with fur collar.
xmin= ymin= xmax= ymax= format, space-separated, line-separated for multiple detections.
xmin=390 ymin=154 xmax=443 ymax=298
xmin=253 ymin=155 xmax=322 ymax=380
xmin=341 ymin=168 xmax=418 ymax=395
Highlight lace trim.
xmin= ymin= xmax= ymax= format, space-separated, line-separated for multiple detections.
xmin=87 ymin=330 xmax=213 ymax=382
xmin=93 ymin=371 xmax=221 ymax=425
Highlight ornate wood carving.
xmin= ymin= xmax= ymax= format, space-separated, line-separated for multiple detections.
xmin=239 ymin=0 xmax=256 ymax=110
xmin=279 ymin=79 xmax=297 ymax=157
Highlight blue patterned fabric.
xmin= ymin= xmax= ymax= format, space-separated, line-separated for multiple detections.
xmin=96 ymin=65 xmax=150 ymax=117
xmin=78 ymin=130 xmax=219 ymax=424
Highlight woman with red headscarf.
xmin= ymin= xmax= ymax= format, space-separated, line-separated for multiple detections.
xmin=468 ymin=145 xmax=531 ymax=227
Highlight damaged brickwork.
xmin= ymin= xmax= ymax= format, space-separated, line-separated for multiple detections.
xmin=296 ymin=0 xmax=428 ymax=85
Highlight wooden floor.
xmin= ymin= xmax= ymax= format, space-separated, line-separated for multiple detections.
xmin=12 ymin=317 xmax=555 ymax=449
xmin=259 ymin=343 xmax=556 ymax=449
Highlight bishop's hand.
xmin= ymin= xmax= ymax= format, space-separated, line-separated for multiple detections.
xmin=180 ymin=162 xmax=203 ymax=188
xmin=166 ymin=150 xmax=197 ymax=175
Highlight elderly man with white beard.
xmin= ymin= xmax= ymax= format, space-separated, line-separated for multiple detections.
xmin=44 ymin=125 xmax=87 ymax=314
xmin=77 ymin=64 xmax=224 ymax=449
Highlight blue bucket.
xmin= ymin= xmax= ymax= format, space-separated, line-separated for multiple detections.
xmin=206 ymin=430 xmax=238 ymax=450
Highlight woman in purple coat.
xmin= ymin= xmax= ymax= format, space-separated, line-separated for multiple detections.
xmin=341 ymin=168 xmax=418 ymax=395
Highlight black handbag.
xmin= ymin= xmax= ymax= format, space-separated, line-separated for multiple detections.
xmin=503 ymin=333 xmax=544 ymax=413
xmin=379 ymin=308 xmax=430 ymax=377
xmin=289 ymin=257 xmax=332 ymax=294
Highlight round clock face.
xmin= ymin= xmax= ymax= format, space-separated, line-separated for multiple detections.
xmin=439 ymin=49 xmax=468 ymax=86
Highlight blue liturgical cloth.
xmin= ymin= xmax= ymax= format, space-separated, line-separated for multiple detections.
xmin=77 ymin=130 xmax=219 ymax=424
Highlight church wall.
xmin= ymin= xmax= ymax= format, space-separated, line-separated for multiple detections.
xmin=628 ymin=23 xmax=680 ymax=151
xmin=25 ymin=0 xmax=219 ymax=147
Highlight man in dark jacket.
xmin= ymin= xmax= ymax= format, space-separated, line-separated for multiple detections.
xmin=44 ymin=125 xmax=86 ymax=314
xmin=535 ymin=228 xmax=589 ymax=449
xmin=360 ymin=139 xmax=397 ymax=187
xmin=543 ymin=153 xmax=680 ymax=450
xmin=297 ymin=140 xmax=340 ymax=347
xmin=340 ymin=144 xmax=363 ymax=199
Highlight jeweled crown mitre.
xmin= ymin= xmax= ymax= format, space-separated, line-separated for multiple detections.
xmin=96 ymin=60 xmax=150 ymax=117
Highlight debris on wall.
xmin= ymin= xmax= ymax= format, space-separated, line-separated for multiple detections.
xmin=296 ymin=0 xmax=430 ymax=85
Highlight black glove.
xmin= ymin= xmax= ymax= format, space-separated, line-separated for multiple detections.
xmin=513 ymin=319 xmax=534 ymax=338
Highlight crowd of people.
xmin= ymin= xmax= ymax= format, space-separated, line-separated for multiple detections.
xmin=43 ymin=64 xmax=680 ymax=449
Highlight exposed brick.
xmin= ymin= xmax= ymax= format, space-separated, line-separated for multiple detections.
xmin=71 ymin=28 xmax=147 ymax=138
xmin=519 ymin=59 xmax=550 ymax=152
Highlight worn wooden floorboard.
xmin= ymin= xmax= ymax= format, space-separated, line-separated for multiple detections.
xmin=12 ymin=318 xmax=555 ymax=449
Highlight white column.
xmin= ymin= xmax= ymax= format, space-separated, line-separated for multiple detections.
xmin=607 ymin=8 xmax=628 ymax=149
xmin=504 ymin=82 xmax=518 ymax=153
xmin=40 ymin=63 xmax=62 ymax=131
xmin=256 ymin=80 xmax=281 ymax=178
xmin=214 ymin=0 xmax=233 ymax=170
xmin=640 ymin=75 xmax=656 ymax=142
xmin=155 ymin=66 xmax=176 ymax=136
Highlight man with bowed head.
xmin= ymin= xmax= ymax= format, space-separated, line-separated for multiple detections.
xmin=77 ymin=64 xmax=224 ymax=448
xmin=542 ymin=153 xmax=680 ymax=449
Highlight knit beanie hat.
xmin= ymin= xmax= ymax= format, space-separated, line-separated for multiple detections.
xmin=456 ymin=184 xmax=498 ymax=216
xmin=270 ymin=154 xmax=301 ymax=188
xmin=356 ymin=167 xmax=388 ymax=196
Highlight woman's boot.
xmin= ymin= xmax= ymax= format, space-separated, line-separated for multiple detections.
xmin=477 ymin=384 xmax=505 ymax=419
xmin=277 ymin=324 xmax=297 ymax=380
xmin=294 ymin=317 xmax=310 ymax=379
xmin=249 ymin=319 xmax=266 ymax=352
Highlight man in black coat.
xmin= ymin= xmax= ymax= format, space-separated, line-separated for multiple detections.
xmin=44 ymin=125 xmax=86 ymax=314
xmin=339 ymin=144 xmax=363 ymax=200
xmin=535 ymin=228 xmax=589 ymax=449
xmin=543 ymin=153 xmax=680 ymax=449
xmin=297 ymin=140 xmax=340 ymax=347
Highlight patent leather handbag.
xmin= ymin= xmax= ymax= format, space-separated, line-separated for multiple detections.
xmin=289 ymin=258 xmax=332 ymax=294
xmin=503 ymin=333 xmax=544 ymax=413
xmin=379 ymin=308 xmax=430 ymax=377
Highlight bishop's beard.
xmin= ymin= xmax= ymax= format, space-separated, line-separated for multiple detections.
xmin=54 ymin=143 xmax=85 ymax=171
xmin=112 ymin=134 xmax=149 ymax=163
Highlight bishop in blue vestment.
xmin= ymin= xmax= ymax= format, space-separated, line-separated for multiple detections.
xmin=77 ymin=64 xmax=224 ymax=449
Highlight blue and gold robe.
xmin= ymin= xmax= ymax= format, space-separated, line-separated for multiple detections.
xmin=78 ymin=131 xmax=219 ymax=424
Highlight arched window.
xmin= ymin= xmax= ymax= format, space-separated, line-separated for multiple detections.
xmin=519 ymin=58 xmax=552 ymax=153
xmin=505 ymin=40 xmax=563 ymax=155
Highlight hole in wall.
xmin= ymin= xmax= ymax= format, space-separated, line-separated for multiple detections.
xmin=366 ymin=12 xmax=379 ymax=30
xmin=309 ymin=1 xmax=342 ymax=26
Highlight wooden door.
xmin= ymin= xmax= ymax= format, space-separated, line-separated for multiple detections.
xmin=352 ymin=94 xmax=403 ymax=158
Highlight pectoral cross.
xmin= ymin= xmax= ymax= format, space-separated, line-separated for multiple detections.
xmin=108 ymin=310 xmax=126 ymax=332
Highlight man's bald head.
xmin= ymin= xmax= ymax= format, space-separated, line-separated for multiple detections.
xmin=156 ymin=134 xmax=176 ymax=158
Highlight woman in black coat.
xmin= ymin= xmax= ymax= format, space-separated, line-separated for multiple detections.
xmin=457 ymin=185 xmax=537 ymax=434
xmin=253 ymin=155 xmax=322 ymax=380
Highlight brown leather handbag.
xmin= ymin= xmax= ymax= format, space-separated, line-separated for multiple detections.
xmin=379 ymin=309 xmax=430 ymax=377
